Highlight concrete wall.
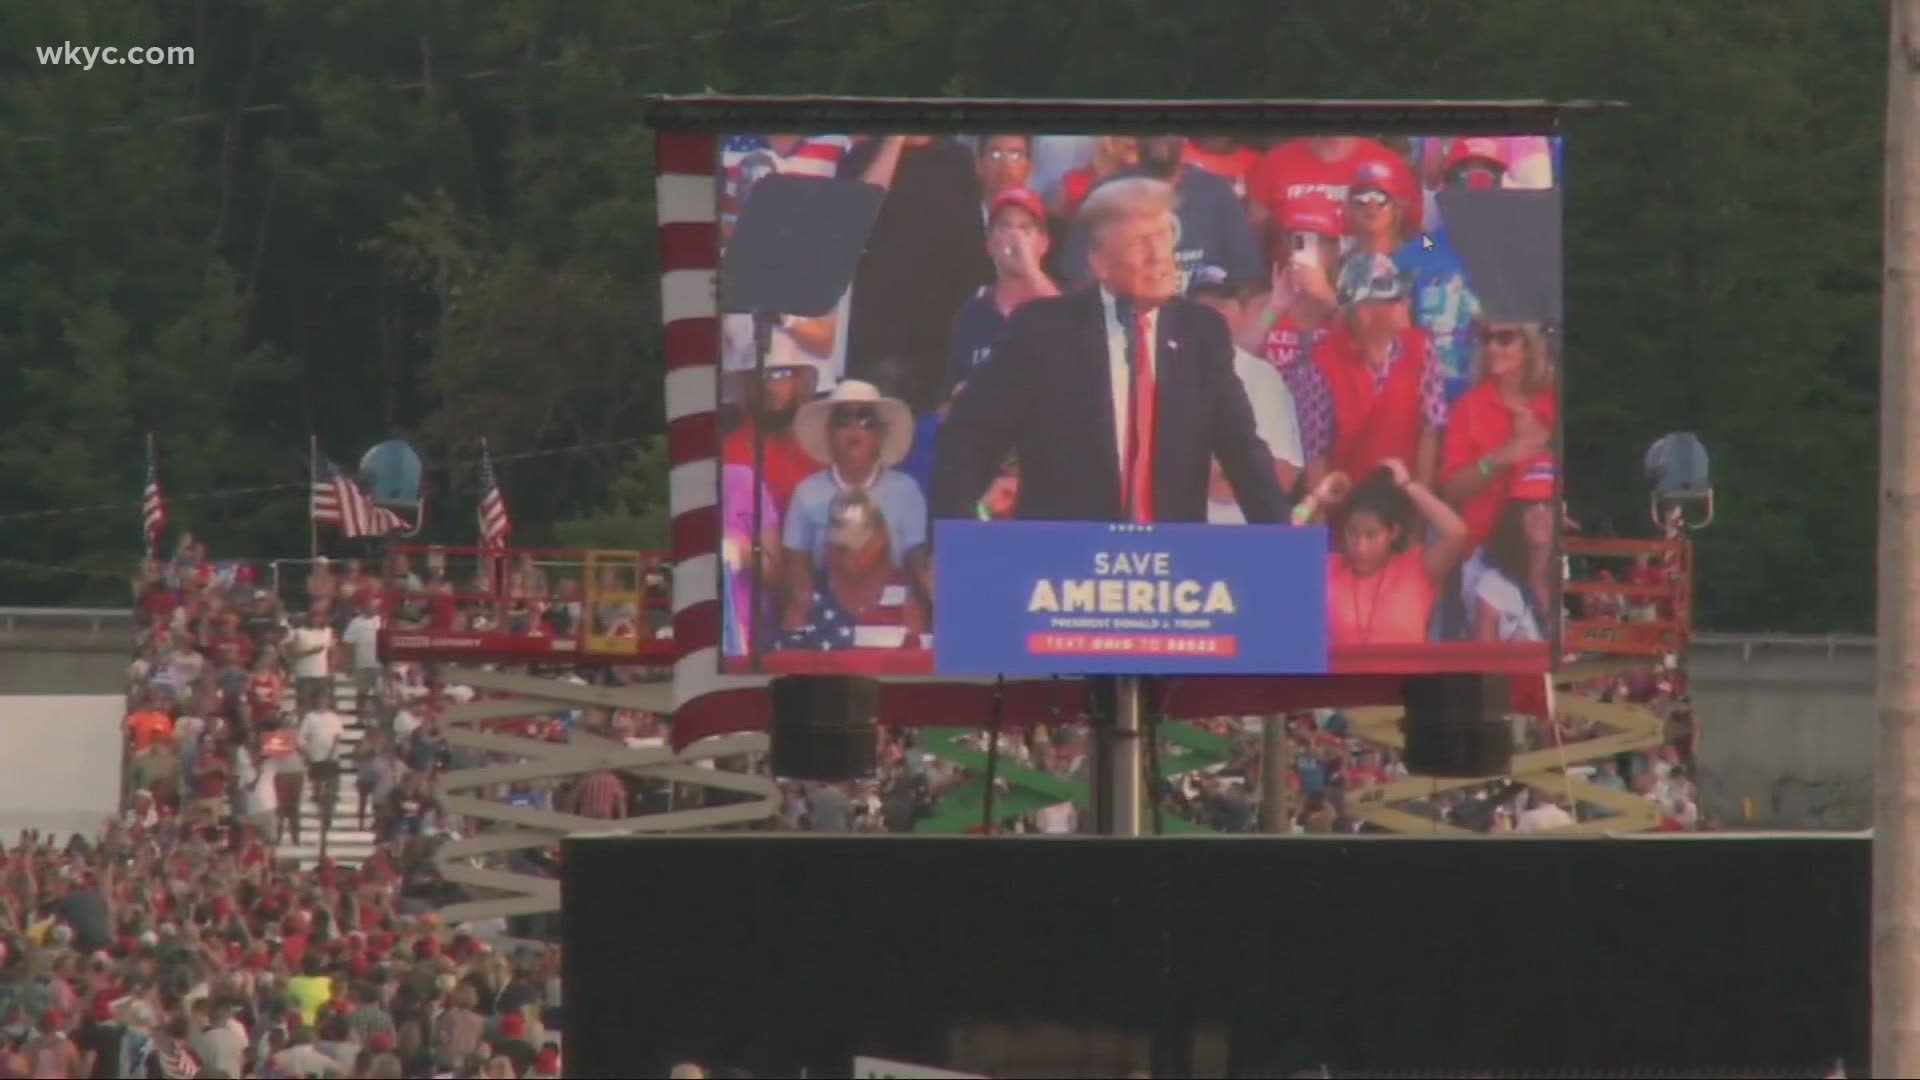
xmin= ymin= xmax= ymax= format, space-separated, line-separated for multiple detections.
xmin=0 ymin=645 xmax=127 ymax=695
xmin=0 ymin=606 xmax=1892 ymax=833
xmin=0 ymin=607 xmax=130 ymax=695
xmin=1686 ymin=634 xmax=1876 ymax=830
xmin=0 ymin=609 xmax=131 ymax=842
xmin=0 ymin=695 xmax=126 ymax=843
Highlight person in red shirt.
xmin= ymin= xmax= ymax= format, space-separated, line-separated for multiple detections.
xmin=1050 ymin=136 xmax=1139 ymax=221
xmin=1438 ymin=321 xmax=1556 ymax=550
xmin=1314 ymin=458 xmax=1468 ymax=649
xmin=1248 ymin=136 xmax=1420 ymax=250
xmin=720 ymin=352 xmax=821 ymax=517
xmin=203 ymin=610 xmax=255 ymax=668
xmin=135 ymin=577 xmax=177 ymax=630
xmin=1627 ymin=551 xmax=1672 ymax=622
xmin=1312 ymin=253 xmax=1449 ymax=486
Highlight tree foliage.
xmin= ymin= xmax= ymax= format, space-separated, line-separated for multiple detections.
xmin=0 ymin=0 xmax=1886 ymax=632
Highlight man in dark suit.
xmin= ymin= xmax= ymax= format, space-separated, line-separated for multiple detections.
xmin=932 ymin=176 xmax=1291 ymax=525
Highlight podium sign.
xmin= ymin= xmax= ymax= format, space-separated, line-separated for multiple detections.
xmin=933 ymin=521 xmax=1328 ymax=676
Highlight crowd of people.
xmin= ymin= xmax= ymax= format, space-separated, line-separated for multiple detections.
xmin=6 ymin=538 xmax=570 ymax=1078
xmin=714 ymin=132 xmax=1567 ymax=664
xmin=29 ymin=427 xmax=1694 ymax=1078
xmin=0 ymin=821 xmax=563 ymax=1079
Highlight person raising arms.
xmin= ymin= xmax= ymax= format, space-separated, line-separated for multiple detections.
xmin=1307 ymin=458 xmax=1469 ymax=648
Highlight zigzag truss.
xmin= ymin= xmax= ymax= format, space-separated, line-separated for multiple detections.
xmin=431 ymin=666 xmax=779 ymax=924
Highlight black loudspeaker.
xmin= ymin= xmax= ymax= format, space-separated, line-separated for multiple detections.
xmin=1400 ymin=674 xmax=1515 ymax=778
xmin=768 ymin=675 xmax=879 ymax=780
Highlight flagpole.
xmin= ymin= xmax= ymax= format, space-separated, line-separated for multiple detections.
xmin=479 ymin=437 xmax=498 ymax=604
xmin=144 ymin=432 xmax=156 ymax=560
xmin=308 ymin=434 xmax=320 ymax=561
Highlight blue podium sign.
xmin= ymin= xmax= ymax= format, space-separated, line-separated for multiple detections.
xmin=932 ymin=521 xmax=1329 ymax=676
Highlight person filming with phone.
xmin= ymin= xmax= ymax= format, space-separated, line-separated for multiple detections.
xmin=1255 ymin=194 xmax=1343 ymax=491
xmin=941 ymin=187 xmax=1061 ymax=401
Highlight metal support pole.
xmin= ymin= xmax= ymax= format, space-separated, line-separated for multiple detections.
xmin=1259 ymin=714 xmax=1290 ymax=833
xmin=1103 ymin=675 xmax=1144 ymax=837
xmin=1875 ymin=4 xmax=1920 ymax=1075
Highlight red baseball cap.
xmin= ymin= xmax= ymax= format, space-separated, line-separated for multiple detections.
xmin=987 ymin=187 xmax=1046 ymax=226
xmin=1280 ymin=193 xmax=1343 ymax=238
xmin=1511 ymin=456 xmax=1555 ymax=502
xmin=1349 ymin=159 xmax=1409 ymax=200
xmin=1444 ymin=137 xmax=1508 ymax=174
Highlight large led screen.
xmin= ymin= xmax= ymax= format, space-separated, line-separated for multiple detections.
xmin=713 ymin=131 xmax=1563 ymax=677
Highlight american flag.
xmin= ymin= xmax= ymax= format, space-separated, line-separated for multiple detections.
xmin=310 ymin=452 xmax=407 ymax=539
xmin=141 ymin=434 xmax=166 ymax=557
xmin=477 ymin=441 xmax=512 ymax=553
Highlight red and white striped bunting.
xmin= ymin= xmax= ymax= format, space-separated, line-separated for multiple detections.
xmin=652 ymin=127 xmax=1474 ymax=746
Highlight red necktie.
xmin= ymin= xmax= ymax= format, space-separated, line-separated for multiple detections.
xmin=1126 ymin=309 xmax=1157 ymax=523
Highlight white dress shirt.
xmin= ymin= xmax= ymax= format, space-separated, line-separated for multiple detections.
xmin=1209 ymin=347 xmax=1304 ymax=524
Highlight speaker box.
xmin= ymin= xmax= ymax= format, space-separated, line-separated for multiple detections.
xmin=1400 ymin=674 xmax=1515 ymax=778
xmin=768 ymin=675 xmax=879 ymax=780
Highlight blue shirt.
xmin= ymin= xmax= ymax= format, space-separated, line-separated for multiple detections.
xmin=944 ymin=287 xmax=1013 ymax=399
xmin=1295 ymin=753 xmax=1327 ymax=797
xmin=782 ymin=468 xmax=929 ymax=568
xmin=1395 ymin=229 xmax=1481 ymax=403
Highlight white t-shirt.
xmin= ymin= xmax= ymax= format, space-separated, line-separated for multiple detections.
xmin=1208 ymin=348 xmax=1306 ymax=525
xmin=172 ymin=713 xmax=205 ymax=751
xmin=342 ymin=614 xmax=383 ymax=671
xmin=392 ymin=707 xmax=423 ymax=745
xmin=1473 ymin=569 xmax=1544 ymax=643
xmin=287 ymin=626 xmax=334 ymax=679
xmin=237 ymin=749 xmax=277 ymax=815
xmin=1035 ymin=802 xmax=1077 ymax=834
xmin=165 ymin=649 xmax=206 ymax=688
xmin=296 ymin=709 xmax=347 ymax=764
xmin=1517 ymin=802 xmax=1574 ymax=833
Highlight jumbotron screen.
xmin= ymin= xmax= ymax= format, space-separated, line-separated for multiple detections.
xmin=712 ymin=131 xmax=1563 ymax=678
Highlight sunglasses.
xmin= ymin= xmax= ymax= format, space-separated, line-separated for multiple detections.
xmin=1479 ymin=328 xmax=1526 ymax=347
xmin=830 ymin=406 xmax=885 ymax=430
xmin=1347 ymin=188 xmax=1393 ymax=207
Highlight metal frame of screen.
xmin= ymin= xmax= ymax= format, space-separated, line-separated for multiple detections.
xmin=654 ymin=97 xmax=1608 ymax=696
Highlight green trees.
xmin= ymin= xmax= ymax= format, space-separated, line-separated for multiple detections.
xmin=0 ymin=0 xmax=1885 ymax=632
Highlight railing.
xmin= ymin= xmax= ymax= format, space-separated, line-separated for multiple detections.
xmin=1562 ymin=536 xmax=1692 ymax=657
xmin=377 ymin=545 xmax=675 ymax=665
xmin=0 ymin=606 xmax=135 ymax=646
xmin=1687 ymin=631 xmax=1876 ymax=661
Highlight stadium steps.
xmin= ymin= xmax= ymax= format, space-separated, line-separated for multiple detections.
xmin=275 ymin=672 xmax=378 ymax=867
